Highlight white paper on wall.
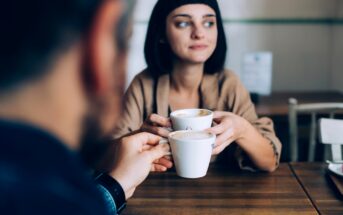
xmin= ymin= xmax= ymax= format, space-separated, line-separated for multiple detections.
xmin=241 ymin=52 xmax=273 ymax=95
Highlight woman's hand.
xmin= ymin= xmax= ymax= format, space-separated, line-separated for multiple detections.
xmin=140 ymin=114 xmax=172 ymax=138
xmin=206 ymin=111 xmax=249 ymax=155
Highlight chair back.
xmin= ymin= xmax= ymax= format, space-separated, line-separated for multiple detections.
xmin=288 ymin=98 xmax=343 ymax=161
xmin=319 ymin=118 xmax=343 ymax=161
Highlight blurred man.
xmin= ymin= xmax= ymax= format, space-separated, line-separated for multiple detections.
xmin=0 ymin=0 xmax=171 ymax=214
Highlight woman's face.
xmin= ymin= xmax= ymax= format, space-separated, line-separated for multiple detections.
xmin=166 ymin=4 xmax=218 ymax=65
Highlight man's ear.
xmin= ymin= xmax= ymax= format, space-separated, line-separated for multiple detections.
xmin=85 ymin=0 xmax=123 ymax=96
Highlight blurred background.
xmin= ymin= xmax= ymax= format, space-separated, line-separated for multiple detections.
xmin=127 ymin=0 xmax=343 ymax=92
xmin=126 ymin=0 xmax=343 ymax=162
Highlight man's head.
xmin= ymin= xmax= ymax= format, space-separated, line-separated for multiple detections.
xmin=0 ymin=0 xmax=135 ymax=152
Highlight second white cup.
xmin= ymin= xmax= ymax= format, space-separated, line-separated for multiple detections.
xmin=170 ymin=109 xmax=213 ymax=131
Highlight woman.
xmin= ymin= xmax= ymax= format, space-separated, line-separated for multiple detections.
xmin=114 ymin=0 xmax=281 ymax=172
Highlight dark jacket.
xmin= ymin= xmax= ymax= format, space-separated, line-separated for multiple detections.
xmin=0 ymin=119 xmax=112 ymax=215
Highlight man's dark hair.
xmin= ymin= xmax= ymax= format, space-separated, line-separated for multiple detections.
xmin=0 ymin=0 xmax=102 ymax=91
xmin=144 ymin=0 xmax=227 ymax=79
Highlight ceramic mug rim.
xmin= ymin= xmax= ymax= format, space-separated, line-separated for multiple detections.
xmin=170 ymin=108 xmax=213 ymax=119
xmin=168 ymin=130 xmax=215 ymax=144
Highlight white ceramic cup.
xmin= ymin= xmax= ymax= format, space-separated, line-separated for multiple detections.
xmin=168 ymin=130 xmax=216 ymax=178
xmin=170 ymin=109 xmax=213 ymax=131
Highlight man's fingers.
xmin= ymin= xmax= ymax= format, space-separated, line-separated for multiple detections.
xmin=145 ymin=143 xmax=171 ymax=162
xmin=142 ymin=145 xmax=153 ymax=151
xmin=127 ymin=132 xmax=161 ymax=147
xmin=162 ymin=155 xmax=172 ymax=161
xmin=154 ymin=157 xmax=173 ymax=168
xmin=151 ymin=164 xmax=167 ymax=172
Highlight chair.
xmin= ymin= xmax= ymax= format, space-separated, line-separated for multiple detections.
xmin=288 ymin=98 xmax=343 ymax=161
xmin=319 ymin=118 xmax=343 ymax=161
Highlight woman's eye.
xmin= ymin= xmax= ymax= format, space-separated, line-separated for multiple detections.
xmin=176 ymin=21 xmax=190 ymax=28
xmin=204 ymin=21 xmax=215 ymax=28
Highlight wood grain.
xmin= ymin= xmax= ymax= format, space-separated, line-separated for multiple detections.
xmin=290 ymin=162 xmax=343 ymax=215
xmin=329 ymin=174 xmax=343 ymax=197
xmin=122 ymin=163 xmax=316 ymax=215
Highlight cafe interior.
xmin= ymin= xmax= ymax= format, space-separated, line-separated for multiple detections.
xmin=127 ymin=0 xmax=343 ymax=162
xmin=2 ymin=0 xmax=343 ymax=214
xmin=120 ymin=0 xmax=343 ymax=214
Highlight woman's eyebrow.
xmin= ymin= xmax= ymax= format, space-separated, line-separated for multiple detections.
xmin=203 ymin=14 xmax=216 ymax=18
xmin=172 ymin=14 xmax=216 ymax=19
xmin=172 ymin=14 xmax=192 ymax=19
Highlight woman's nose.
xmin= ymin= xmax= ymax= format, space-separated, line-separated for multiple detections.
xmin=191 ymin=25 xmax=205 ymax=40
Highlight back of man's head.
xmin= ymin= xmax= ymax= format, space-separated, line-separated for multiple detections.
xmin=0 ymin=0 xmax=102 ymax=92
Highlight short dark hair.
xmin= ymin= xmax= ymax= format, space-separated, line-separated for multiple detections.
xmin=0 ymin=0 xmax=102 ymax=91
xmin=144 ymin=0 xmax=227 ymax=79
xmin=0 ymin=0 xmax=136 ymax=92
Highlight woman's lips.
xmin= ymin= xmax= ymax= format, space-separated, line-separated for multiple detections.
xmin=189 ymin=45 xmax=208 ymax=50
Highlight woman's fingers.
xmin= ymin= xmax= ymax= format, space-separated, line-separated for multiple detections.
xmin=212 ymin=139 xmax=234 ymax=155
xmin=215 ymin=128 xmax=234 ymax=146
xmin=211 ymin=127 xmax=235 ymax=155
xmin=141 ymin=124 xmax=170 ymax=137
xmin=147 ymin=114 xmax=172 ymax=127
xmin=212 ymin=111 xmax=230 ymax=119
xmin=206 ymin=119 xmax=230 ymax=135
xmin=140 ymin=114 xmax=172 ymax=137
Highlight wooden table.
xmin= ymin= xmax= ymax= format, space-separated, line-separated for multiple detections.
xmin=290 ymin=162 xmax=343 ymax=215
xmin=122 ymin=163 xmax=317 ymax=215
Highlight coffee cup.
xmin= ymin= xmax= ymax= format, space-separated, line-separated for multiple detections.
xmin=170 ymin=109 xmax=213 ymax=131
xmin=168 ymin=130 xmax=215 ymax=178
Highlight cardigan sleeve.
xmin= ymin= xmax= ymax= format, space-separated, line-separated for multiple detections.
xmin=112 ymin=73 xmax=146 ymax=139
xmin=223 ymin=71 xmax=282 ymax=170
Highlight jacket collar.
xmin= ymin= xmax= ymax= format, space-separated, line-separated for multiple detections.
xmin=155 ymin=72 xmax=219 ymax=117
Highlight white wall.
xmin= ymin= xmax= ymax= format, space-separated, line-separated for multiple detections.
xmin=225 ymin=24 xmax=332 ymax=91
xmin=332 ymin=1 xmax=343 ymax=93
xmin=338 ymin=0 xmax=343 ymax=17
xmin=218 ymin=0 xmax=336 ymax=19
xmin=127 ymin=0 xmax=343 ymax=92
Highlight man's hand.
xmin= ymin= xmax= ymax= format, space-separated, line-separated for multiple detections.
xmin=109 ymin=132 xmax=171 ymax=199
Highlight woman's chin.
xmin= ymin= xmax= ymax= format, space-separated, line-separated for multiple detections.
xmin=185 ymin=56 xmax=211 ymax=64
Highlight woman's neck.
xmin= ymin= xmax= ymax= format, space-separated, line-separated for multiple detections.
xmin=170 ymin=62 xmax=204 ymax=94
xmin=168 ymin=62 xmax=204 ymax=111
